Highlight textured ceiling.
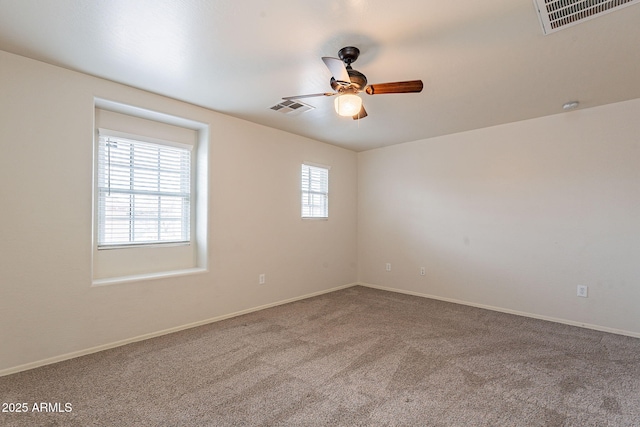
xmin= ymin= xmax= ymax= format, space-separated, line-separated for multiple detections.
xmin=1 ymin=0 xmax=639 ymax=151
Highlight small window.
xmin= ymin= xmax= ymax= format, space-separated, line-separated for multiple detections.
xmin=301 ymin=163 xmax=329 ymax=218
xmin=97 ymin=130 xmax=191 ymax=248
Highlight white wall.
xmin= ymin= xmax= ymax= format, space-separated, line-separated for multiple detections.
xmin=358 ymin=99 xmax=640 ymax=336
xmin=0 ymin=50 xmax=358 ymax=373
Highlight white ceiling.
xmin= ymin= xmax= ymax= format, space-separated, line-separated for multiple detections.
xmin=1 ymin=0 xmax=639 ymax=151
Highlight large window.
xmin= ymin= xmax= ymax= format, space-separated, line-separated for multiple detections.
xmin=301 ymin=163 xmax=329 ymax=218
xmin=92 ymin=102 xmax=208 ymax=284
xmin=97 ymin=130 xmax=192 ymax=247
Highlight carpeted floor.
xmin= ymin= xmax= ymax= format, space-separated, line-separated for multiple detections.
xmin=1 ymin=286 xmax=639 ymax=426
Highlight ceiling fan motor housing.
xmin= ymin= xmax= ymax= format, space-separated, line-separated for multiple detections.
xmin=333 ymin=46 xmax=368 ymax=90
xmin=330 ymin=68 xmax=367 ymax=91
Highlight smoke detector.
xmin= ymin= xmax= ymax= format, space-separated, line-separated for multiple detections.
xmin=562 ymin=101 xmax=579 ymax=110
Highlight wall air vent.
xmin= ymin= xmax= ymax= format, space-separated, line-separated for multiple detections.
xmin=270 ymin=100 xmax=314 ymax=116
xmin=533 ymin=0 xmax=640 ymax=34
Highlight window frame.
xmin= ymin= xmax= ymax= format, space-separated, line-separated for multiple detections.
xmin=301 ymin=162 xmax=330 ymax=219
xmin=96 ymin=128 xmax=194 ymax=249
xmin=91 ymin=99 xmax=209 ymax=285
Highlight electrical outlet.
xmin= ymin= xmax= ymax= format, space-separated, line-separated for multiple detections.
xmin=386 ymin=263 xmax=391 ymax=272
xmin=259 ymin=274 xmax=265 ymax=285
xmin=577 ymin=285 xmax=588 ymax=298
xmin=420 ymin=267 xmax=426 ymax=276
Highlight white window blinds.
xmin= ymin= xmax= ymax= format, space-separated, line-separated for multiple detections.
xmin=301 ymin=163 xmax=329 ymax=218
xmin=97 ymin=130 xmax=191 ymax=247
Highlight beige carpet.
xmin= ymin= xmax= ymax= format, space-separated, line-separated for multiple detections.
xmin=1 ymin=286 xmax=639 ymax=426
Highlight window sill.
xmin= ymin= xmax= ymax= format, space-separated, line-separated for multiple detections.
xmin=92 ymin=267 xmax=207 ymax=287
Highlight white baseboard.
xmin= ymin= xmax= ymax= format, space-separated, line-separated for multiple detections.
xmin=358 ymin=282 xmax=640 ymax=339
xmin=7 ymin=281 xmax=634 ymax=377
xmin=0 ymin=282 xmax=358 ymax=377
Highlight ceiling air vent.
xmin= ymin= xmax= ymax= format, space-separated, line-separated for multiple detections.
xmin=270 ymin=100 xmax=314 ymax=116
xmin=533 ymin=0 xmax=640 ymax=34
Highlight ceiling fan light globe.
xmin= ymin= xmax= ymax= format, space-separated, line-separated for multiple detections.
xmin=334 ymin=94 xmax=362 ymax=117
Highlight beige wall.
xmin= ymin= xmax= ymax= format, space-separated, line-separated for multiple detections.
xmin=2 ymin=47 xmax=639 ymax=375
xmin=358 ymin=98 xmax=640 ymax=336
xmin=0 ymin=51 xmax=358 ymax=373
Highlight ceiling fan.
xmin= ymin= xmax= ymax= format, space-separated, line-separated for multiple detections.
xmin=283 ymin=46 xmax=423 ymax=120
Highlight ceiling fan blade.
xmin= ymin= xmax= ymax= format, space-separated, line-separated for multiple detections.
xmin=365 ymin=80 xmax=423 ymax=95
xmin=322 ymin=57 xmax=351 ymax=84
xmin=352 ymin=104 xmax=368 ymax=120
xmin=282 ymin=92 xmax=336 ymax=100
